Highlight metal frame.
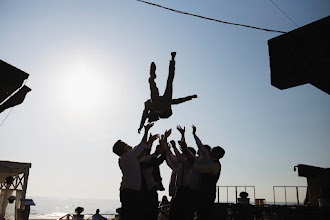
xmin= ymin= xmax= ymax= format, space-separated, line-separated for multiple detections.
xmin=217 ymin=185 xmax=256 ymax=204
xmin=273 ymin=186 xmax=307 ymax=205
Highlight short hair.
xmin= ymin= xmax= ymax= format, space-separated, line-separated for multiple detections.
xmin=113 ymin=140 xmax=126 ymax=156
xmin=187 ymin=147 xmax=196 ymax=155
xmin=203 ymin=145 xmax=211 ymax=152
xmin=212 ymin=146 xmax=225 ymax=160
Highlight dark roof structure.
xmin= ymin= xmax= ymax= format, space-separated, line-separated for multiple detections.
xmin=0 ymin=60 xmax=31 ymax=113
xmin=268 ymin=16 xmax=330 ymax=95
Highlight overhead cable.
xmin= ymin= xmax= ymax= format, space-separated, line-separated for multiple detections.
xmin=268 ymin=0 xmax=299 ymax=28
xmin=137 ymin=0 xmax=287 ymax=34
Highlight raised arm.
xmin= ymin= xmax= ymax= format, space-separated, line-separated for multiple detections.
xmin=171 ymin=140 xmax=188 ymax=166
xmin=192 ymin=125 xmax=210 ymax=159
xmin=138 ymin=100 xmax=151 ymax=133
xmin=133 ymin=125 xmax=157 ymax=157
xmin=177 ymin=125 xmax=185 ymax=141
xmin=171 ymin=95 xmax=197 ymax=105
xmin=142 ymin=122 xmax=154 ymax=144
xmin=178 ymin=138 xmax=196 ymax=165
xmin=164 ymin=140 xmax=178 ymax=170
xmin=147 ymin=133 xmax=159 ymax=150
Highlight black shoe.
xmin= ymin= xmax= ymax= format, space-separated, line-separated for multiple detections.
xmin=150 ymin=62 xmax=156 ymax=78
xmin=171 ymin=52 xmax=176 ymax=61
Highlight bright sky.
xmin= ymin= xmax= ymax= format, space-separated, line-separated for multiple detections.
xmin=1 ymin=0 xmax=329 ymax=203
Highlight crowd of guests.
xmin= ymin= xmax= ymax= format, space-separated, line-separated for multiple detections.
xmin=113 ymin=123 xmax=225 ymax=220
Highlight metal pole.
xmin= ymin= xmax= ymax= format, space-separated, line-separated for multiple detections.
xmin=217 ymin=186 xmax=220 ymax=203
xmin=296 ymin=187 xmax=299 ymax=205
xmin=227 ymin=187 xmax=229 ymax=203
xmin=235 ymin=186 xmax=238 ymax=204
xmin=253 ymin=187 xmax=256 ymax=204
xmin=273 ymin=187 xmax=276 ymax=205
xmin=284 ymin=187 xmax=287 ymax=205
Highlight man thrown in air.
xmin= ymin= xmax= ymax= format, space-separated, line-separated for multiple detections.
xmin=138 ymin=52 xmax=197 ymax=133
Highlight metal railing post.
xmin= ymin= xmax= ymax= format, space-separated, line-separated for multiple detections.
xmin=296 ymin=187 xmax=299 ymax=205
xmin=273 ymin=187 xmax=276 ymax=205
xmin=284 ymin=187 xmax=287 ymax=205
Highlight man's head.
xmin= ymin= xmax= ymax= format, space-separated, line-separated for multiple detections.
xmin=197 ymin=145 xmax=211 ymax=156
xmin=96 ymin=209 xmax=100 ymax=214
xmin=113 ymin=140 xmax=132 ymax=156
xmin=210 ymin=146 xmax=225 ymax=160
xmin=187 ymin=147 xmax=196 ymax=156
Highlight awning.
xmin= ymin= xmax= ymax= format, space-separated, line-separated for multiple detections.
xmin=0 ymin=60 xmax=31 ymax=113
xmin=268 ymin=16 xmax=330 ymax=95
xmin=0 ymin=161 xmax=31 ymax=184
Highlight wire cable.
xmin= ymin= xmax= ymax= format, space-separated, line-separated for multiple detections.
xmin=268 ymin=0 xmax=299 ymax=28
xmin=137 ymin=0 xmax=287 ymax=34
xmin=0 ymin=107 xmax=14 ymax=127
xmin=0 ymin=79 xmax=28 ymax=127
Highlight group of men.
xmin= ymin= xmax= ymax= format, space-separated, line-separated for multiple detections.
xmin=113 ymin=52 xmax=225 ymax=220
xmin=113 ymin=123 xmax=225 ymax=220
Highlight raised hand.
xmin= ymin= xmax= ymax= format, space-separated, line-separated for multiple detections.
xmin=164 ymin=129 xmax=172 ymax=139
xmin=145 ymin=122 xmax=154 ymax=131
xmin=192 ymin=94 xmax=198 ymax=98
xmin=170 ymin=140 xmax=176 ymax=148
xmin=177 ymin=125 xmax=185 ymax=136
xmin=149 ymin=133 xmax=159 ymax=143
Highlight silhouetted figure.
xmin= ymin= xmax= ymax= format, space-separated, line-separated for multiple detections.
xmin=139 ymin=136 xmax=168 ymax=220
xmin=190 ymin=125 xmax=225 ymax=220
xmin=167 ymin=126 xmax=196 ymax=220
xmin=138 ymin=52 xmax=197 ymax=133
xmin=113 ymin=123 xmax=158 ymax=220
xmin=92 ymin=209 xmax=107 ymax=220
xmin=174 ymin=125 xmax=225 ymax=220
xmin=73 ymin=207 xmax=84 ymax=220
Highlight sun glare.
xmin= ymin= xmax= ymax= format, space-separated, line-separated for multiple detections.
xmin=58 ymin=60 xmax=108 ymax=116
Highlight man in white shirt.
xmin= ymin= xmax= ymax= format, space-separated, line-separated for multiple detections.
xmin=113 ymin=123 xmax=158 ymax=220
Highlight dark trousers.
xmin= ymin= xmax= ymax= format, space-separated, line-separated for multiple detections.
xmin=120 ymin=189 xmax=159 ymax=220
xmin=195 ymin=192 xmax=216 ymax=220
xmin=120 ymin=189 xmax=144 ymax=220
xmin=143 ymin=191 xmax=159 ymax=220
xmin=149 ymin=60 xmax=175 ymax=106
xmin=169 ymin=187 xmax=193 ymax=220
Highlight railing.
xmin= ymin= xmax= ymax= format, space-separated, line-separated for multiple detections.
xmin=217 ymin=185 xmax=256 ymax=204
xmin=273 ymin=186 xmax=307 ymax=205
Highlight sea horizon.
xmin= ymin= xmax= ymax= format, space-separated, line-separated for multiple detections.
xmin=3 ymin=195 xmax=303 ymax=219
xmin=5 ymin=196 xmax=121 ymax=220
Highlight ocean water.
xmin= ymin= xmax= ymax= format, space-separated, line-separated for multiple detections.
xmin=3 ymin=196 xmax=301 ymax=219
xmin=4 ymin=196 xmax=121 ymax=220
